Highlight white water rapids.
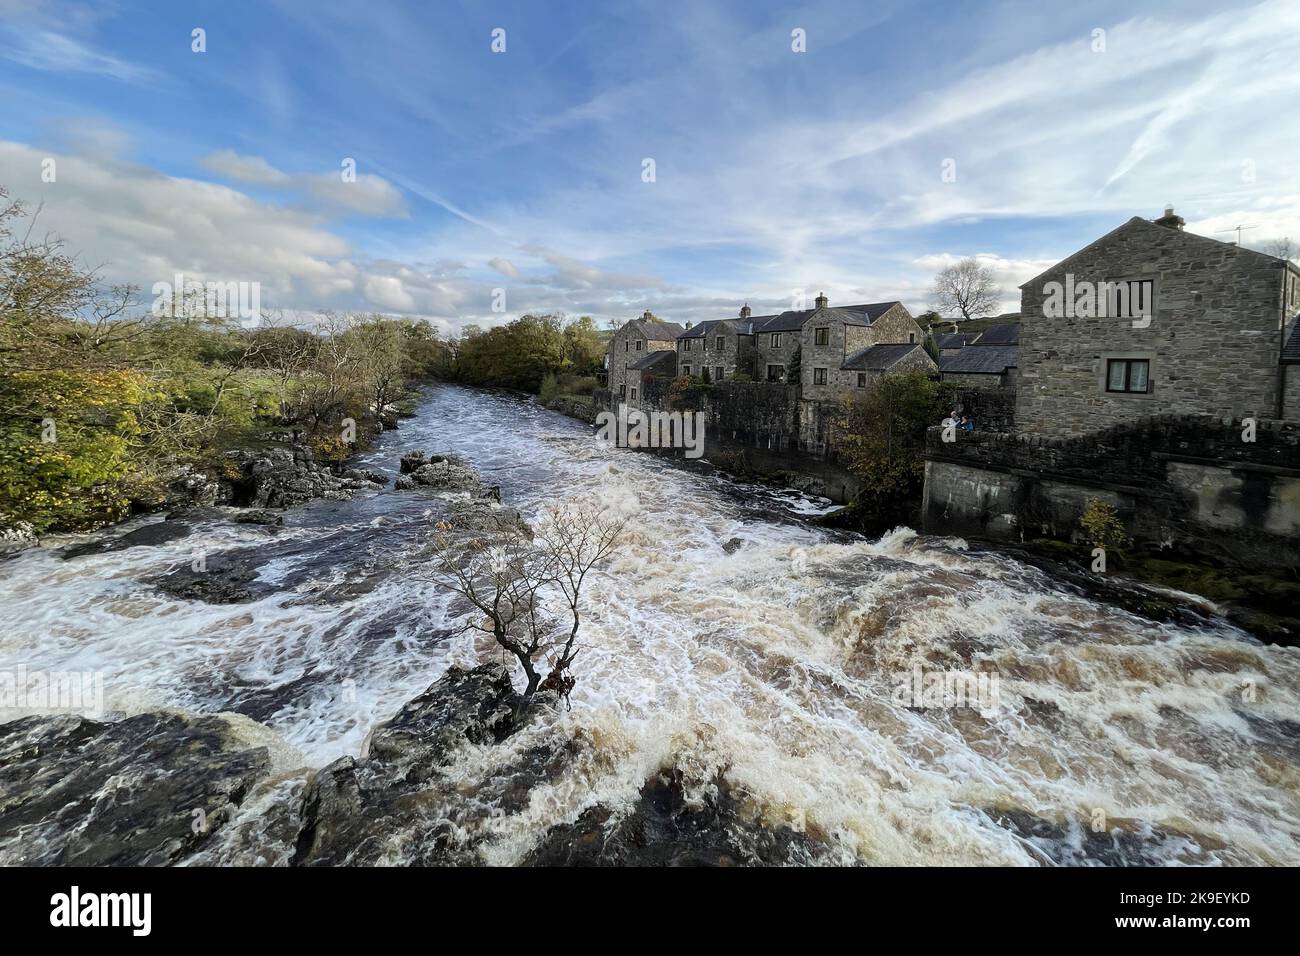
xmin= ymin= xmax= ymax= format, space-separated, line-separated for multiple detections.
xmin=2 ymin=385 xmax=1298 ymax=865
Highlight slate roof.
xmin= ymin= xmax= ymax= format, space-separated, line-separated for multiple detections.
xmin=971 ymin=322 xmax=1020 ymax=346
xmin=935 ymin=332 xmax=978 ymax=349
xmin=1284 ymin=316 xmax=1300 ymax=365
xmin=679 ymin=316 xmax=771 ymax=338
xmin=629 ymin=319 xmax=686 ymax=341
xmin=754 ymin=301 xmax=901 ymax=333
xmin=840 ymin=342 xmax=923 ymax=371
xmin=628 ymin=349 xmax=676 ymax=371
xmin=939 ymin=345 xmax=1018 ymax=375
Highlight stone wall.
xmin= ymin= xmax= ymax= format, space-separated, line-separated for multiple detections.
xmin=1017 ymin=218 xmax=1293 ymax=437
xmin=677 ymin=325 xmax=757 ymax=381
xmin=755 ymin=329 xmax=801 ymax=383
xmin=951 ymin=387 xmax=1016 ymax=432
xmin=922 ymin=413 xmax=1300 ymax=568
xmin=1285 ymin=365 xmax=1300 ymax=422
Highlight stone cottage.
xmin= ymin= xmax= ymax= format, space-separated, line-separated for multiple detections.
xmin=1017 ymin=209 xmax=1300 ymax=437
xmin=676 ymin=305 xmax=770 ymax=382
xmin=606 ymin=311 xmax=685 ymax=405
xmin=938 ymin=323 xmax=1019 ymax=389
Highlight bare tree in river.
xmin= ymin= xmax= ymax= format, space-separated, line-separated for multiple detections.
xmin=422 ymin=499 xmax=627 ymax=707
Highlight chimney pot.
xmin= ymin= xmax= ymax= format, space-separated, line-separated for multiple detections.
xmin=814 ymin=291 xmax=828 ymax=309
xmin=739 ymin=303 xmax=751 ymax=319
xmin=1153 ymin=206 xmax=1185 ymax=231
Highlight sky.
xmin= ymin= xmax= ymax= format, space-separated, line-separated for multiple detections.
xmin=1 ymin=0 xmax=1299 ymax=335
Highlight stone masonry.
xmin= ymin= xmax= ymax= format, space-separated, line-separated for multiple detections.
xmin=1017 ymin=214 xmax=1300 ymax=437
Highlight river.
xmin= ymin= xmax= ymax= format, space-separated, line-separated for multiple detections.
xmin=2 ymin=384 xmax=1298 ymax=865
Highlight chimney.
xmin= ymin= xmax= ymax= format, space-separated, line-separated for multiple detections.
xmin=739 ymin=303 xmax=751 ymax=319
xmin=641 ymin=309 xmax=654 ymax=321
xmin=1153 ymin=205 xmax=1185 ymax=231
xmin=685 ymin=321 xmax=692 ymax=330
xmin=814 ymin=291 xmax=828 ymax=309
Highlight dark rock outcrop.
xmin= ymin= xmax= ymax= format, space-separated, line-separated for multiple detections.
xmin=149 ymin=558 xmax=264 ymax=604
xmin=225 ymin=445 xmax=384 ymax=510
xmin=232 ymin=509 xmax=284 ymax=526
xmin=292 ymin=665 xmax=558 ymax=866
xmin=0 ymin=712 xmax=271 ymax=866
xmin=62 ymin=519 xmax=192 ymax=559
xmin=524 ymin=770 xmax=826 ymax=866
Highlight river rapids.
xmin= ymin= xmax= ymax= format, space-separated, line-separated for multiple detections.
xmin=2 ymin=385 xmax=1298 ymax=865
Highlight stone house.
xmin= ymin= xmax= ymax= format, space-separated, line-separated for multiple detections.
xmin=676 ymin=305 xmax=769 ymax=382
xmin=938 ymin=323 xmax=1018 ymax=388
xmin=625 ymin=349 xmax=676 ymax=408
xmin=1017 ymin=208 xmax=1300 ymax=437
xmin=841 ymin=342 xmax=936 ymax=390
xmin=798 ymin=294 xmax=932 ymax=403
xmin=606 ymin=311 xmax=684 ymax=406
xmin=939 ymin=344 xmax=1018 ymax=388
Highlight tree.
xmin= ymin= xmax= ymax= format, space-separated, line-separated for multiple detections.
xmin=832 ymin=371 xmax=953 ymax=528
xmin=931 ymin=258 xmax=1000 ymax=322
xmin=1261 ymin=237 xmax=1297 ymax=262
xmin=421 ymin=500 xmax=626 ymax=708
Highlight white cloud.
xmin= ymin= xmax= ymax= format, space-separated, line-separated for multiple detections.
xmin=199 ymin=150 xmax=290 ymax=186
xmin=303 ymin=171 xmax=408 ymax=218
xmin=488 ymin=256 xmax=519 ymax=279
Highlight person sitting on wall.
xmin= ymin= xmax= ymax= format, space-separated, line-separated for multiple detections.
xmin=959 ymin=415 xmax=974 ymax=432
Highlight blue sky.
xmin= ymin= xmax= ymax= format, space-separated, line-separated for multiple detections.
xmin=2 ymin=0 xmax=1298 ymax=333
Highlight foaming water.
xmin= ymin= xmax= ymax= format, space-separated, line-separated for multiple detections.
xmin=3 ymin=384 xmax=1299 ymax=865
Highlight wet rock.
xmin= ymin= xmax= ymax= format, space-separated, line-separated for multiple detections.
xmin=166 ymin=466 xmax=233 ymax=509
xmin=292 ymin=665 xmax=557 ymax=866
xmin=986 ymin=808 xmax=1218 ymax=866
xmin=0 ymin=520 xmax=37 ymax=554
xmin=524 ymin=769 xmax=827 ymax=866
xmin=224 ymin=445 xmax=381 ymax=510
xmin=149 ymin=559 xmax=262 ymax=604
xmin=722 ymin=537 xmax=745 ymax=554
xmin=233 ymin=509 xmax=284 ymax=526
xmin=411 ymin=459 xmax=482 ymax=491
xmin=62 ymin=519 xmax=192 ymax=559
xmin=394 ymin=474 xmax=417 ymax=491
xmin=341 ymin=468 xmax=388 ymax=487
xmin=0 ymin=712 xmax=271 ymax=866
xmin=399 ymin=451 xmax=426 ymax=473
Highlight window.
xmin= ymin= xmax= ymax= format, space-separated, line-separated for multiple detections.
xmin=813 ymin=367 xmax=828 ymax=385
xmin=629 ymin=386 xmax=637 ymax=401
xmin=635 ymin=340 xmax=644 ymax=351
xmin=909 ymin=332 xmax=916 ymax=343
xmin=714 ymin=366 xmax=724 ymax=381
xmin=770 ymin=332 xmax=783 ymax=348
xmin=619 ymin=384 xmax=626 ymax=398
xmin=766 ymin=364 xmax=785 ymax=383
xmin=1106 ymin=358 xmax=1150 ymax=393
xmin=624 ymin=340 xmax=629 ymax=352
xmin=715 ymin=336 xmax=725 ymax=352
xmin=814 ymin=327 xmax=829 ymax=346
xmin=857 ymin=373 xmax=867 ymax=387
xmin=1108 ymin=279 xmax=1155 ymax=320
xmin=682 ymin=365 xmax=691 ymax=377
